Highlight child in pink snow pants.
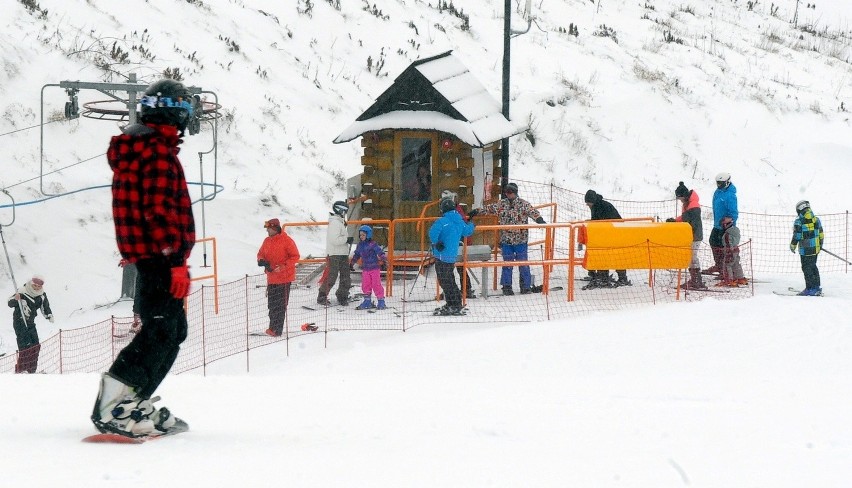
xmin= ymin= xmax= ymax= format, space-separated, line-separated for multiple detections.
xmin=350 ymin=225 xmax=387 ymax=310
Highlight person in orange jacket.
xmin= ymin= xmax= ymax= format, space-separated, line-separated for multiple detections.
xmin=257 ymin=218 xmax=300 ymax=337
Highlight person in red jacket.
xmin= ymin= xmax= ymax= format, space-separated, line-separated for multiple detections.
xmin=92 ymin=78 xmax=196 ymax=439
xmin=257 ymin=218 xmax=301 ymax=336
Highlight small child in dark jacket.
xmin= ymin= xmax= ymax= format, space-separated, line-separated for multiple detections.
xmin=717 ymin=216 xmax=746 ymax=287
xmin=350 ymin=225 xmax=387 ymax=310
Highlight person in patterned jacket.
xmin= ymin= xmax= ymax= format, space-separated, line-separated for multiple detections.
xmin=790 ymin=200 xmax=824 ymax=296
xmin=91 ymin=78 xmax=196 ymax=439
xmin=468 ymin=182 xmax=545 ymax=295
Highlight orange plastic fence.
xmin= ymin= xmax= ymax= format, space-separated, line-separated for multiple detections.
xmin=2 ymin=179 xmax=846 ymax=375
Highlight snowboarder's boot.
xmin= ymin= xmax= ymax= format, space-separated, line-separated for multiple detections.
xmin=91 ymin=373 xmax=154 ymax=437
xmin=137 ymin=396 xmax=188 ymax=433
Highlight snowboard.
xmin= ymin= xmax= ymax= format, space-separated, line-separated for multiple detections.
xmin=82 ymin=423 xmax=188 ymax=444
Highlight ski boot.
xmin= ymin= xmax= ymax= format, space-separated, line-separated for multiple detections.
xmin=797 ymin=287 xmax=823 ymax=296
xmin=376 ymin=298 xmax=387 ymax=310
xmin=682 ymin=269 xmax=706 ymax=290
xmin=501 ymin=286 xmax=514 ymax=296
xmin=614 ymin=274 xmax=632 ymax=287
xmin=356 ymin=296 xmax=374 ymax=310
xmin=433 ymin=305 xmax=464 ymax=316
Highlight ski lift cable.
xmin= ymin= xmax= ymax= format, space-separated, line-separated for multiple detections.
xmin=0 ymin=118 xmax=62 ymax=138
xmin=2 ymin=153 xmax=106 ymax=191
xmin=0 ymin=181 xmax=223 ymax=210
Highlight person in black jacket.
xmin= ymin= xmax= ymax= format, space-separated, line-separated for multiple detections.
xmin=7 ymin=275 xmax=54 ymax=374
xmin=583 ymin=190 xmax=630 ymax=289
xmin=666 ymin=182 xmax=706 ymax=289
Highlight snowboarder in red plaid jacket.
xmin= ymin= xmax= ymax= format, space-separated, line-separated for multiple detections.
xmin=91 ymin=79 xmax=197 ymax=438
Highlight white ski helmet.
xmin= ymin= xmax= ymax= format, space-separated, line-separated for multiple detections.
xmin=715 ymin=172 xmax=731 ymax=188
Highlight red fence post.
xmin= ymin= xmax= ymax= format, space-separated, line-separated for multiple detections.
xmin=245 ymin=275 xmax=250 ymax=373
xmin=111 ymin=315 xmax=116 ymax=364
xmin=201 ymin=285 xmax=207 ymax=377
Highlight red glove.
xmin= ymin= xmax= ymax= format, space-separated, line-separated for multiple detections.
xmin=169 ymin=265 xmax=191 ymax=299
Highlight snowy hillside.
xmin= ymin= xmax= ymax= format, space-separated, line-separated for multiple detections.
xmin=0 ymin=2 xmax=850 ymax=332
xmin=1 ymin=0 xmax=851 ymax=322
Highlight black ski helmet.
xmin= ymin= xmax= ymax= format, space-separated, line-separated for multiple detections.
xmin=139 ymin=79 xmax=194 ymax=133
xmin=439 ymin=197 xmax=456 ymax=214
xmin=795 ymin=200 xmax=810 ymax=214
xmin=332 ymin=200 xmax=348 ymax=217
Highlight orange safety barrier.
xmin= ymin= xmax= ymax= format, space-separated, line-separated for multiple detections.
xmin=6 ymin=178 xmax=847 ymax=375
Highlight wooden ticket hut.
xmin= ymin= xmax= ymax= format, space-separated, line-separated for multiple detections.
xmin=333 ymin=50 xmax=520 ymax=250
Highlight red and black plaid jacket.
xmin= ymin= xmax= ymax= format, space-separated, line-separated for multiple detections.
xmin=107 ymin=123 xmax=195 ymax=267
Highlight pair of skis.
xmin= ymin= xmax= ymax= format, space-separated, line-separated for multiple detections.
xmin=772 ymin=287 xmax=823 ymax=297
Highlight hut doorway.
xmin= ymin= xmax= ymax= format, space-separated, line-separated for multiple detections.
xmin=395 ymin=131 xmax=437 ymax=250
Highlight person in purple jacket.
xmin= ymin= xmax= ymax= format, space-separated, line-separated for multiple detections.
xmin=350 ymin=225 xmax=387 ymax=310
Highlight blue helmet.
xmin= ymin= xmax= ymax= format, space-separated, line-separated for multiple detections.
xmin=358 ymin=225 xmax=373 ymax=239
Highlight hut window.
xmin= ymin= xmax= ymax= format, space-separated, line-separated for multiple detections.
xmin=401 ymin=138 xmax=432 ymax=201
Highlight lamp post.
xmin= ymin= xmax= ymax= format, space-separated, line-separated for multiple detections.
xmin=501 ymin=0 xmax=532 ymax=196
xmin=501 ymin=0 xmax=511 ymax=194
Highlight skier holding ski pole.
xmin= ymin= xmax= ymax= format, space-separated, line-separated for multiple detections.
xmin=789 ymin=200 xmax=824 ymax=296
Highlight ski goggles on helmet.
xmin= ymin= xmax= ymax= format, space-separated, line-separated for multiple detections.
xmin=139 ymin=95 xmax=195 ymax=117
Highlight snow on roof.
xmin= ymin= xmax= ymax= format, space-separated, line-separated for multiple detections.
xmin=335 ymin=111 xmax=481 ymax=146
xmin=334 ymin=52 xmax=520 ymax=147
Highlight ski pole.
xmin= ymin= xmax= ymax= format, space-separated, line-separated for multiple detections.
xmin=0 ymin=190 xmax=27 ymax=332
xmin=407 ymin=253 xmax=427 ymax=299
xmin=822 ymin=248 xmax=852 ymax=265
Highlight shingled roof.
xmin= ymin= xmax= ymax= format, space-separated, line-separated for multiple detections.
xmin=333 ymin=51 xmax=520 ymax=147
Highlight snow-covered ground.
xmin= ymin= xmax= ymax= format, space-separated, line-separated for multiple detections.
xmin=1 ymin=0 xmax=852 ymax=485
xmin=3 ymin=276 xmax=852 ymax=487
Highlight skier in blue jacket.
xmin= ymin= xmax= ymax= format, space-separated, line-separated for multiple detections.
xmin=429 ymin=197 xmax=475 ymax=315
xmin=704 ymin=172 xmax=739 ymax=275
